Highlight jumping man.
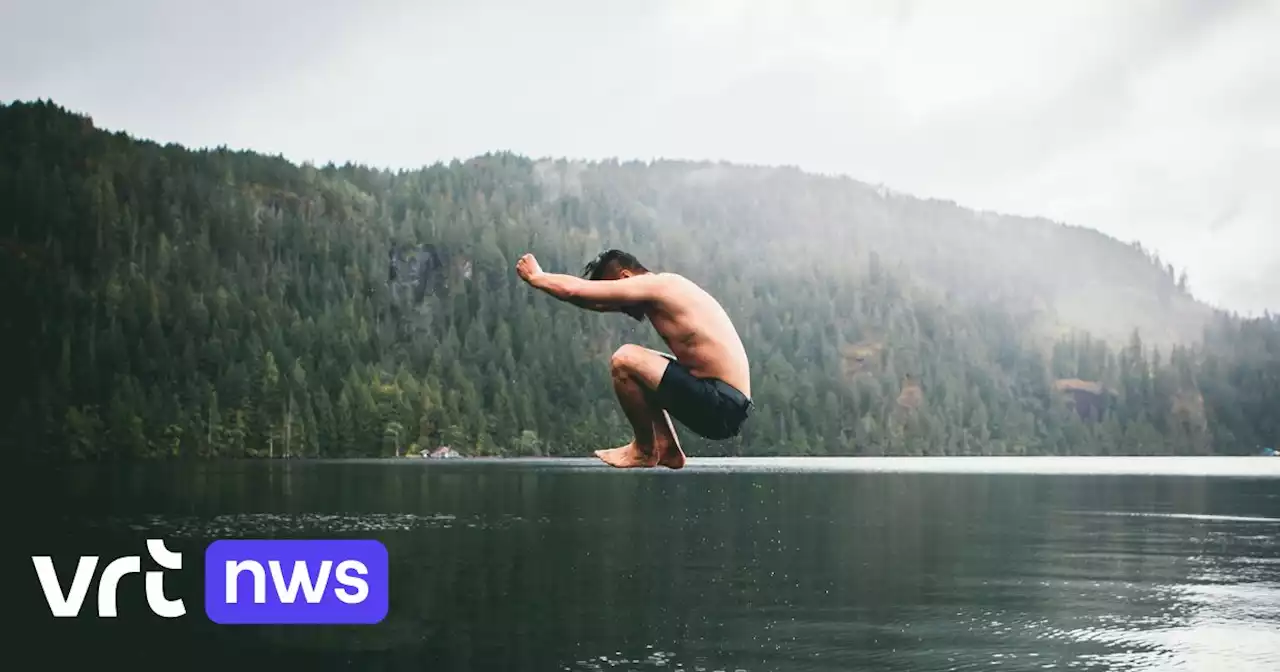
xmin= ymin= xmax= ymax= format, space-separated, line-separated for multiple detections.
xmin=516 ymin=249 xmax=752 ymax=469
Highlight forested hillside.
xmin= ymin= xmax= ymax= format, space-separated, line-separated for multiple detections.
xmin=2 ymin=100 xmax=1277 ymax=460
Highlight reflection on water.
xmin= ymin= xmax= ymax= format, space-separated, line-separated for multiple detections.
xmin=17 ymin=458 xmax=1280 ymax=671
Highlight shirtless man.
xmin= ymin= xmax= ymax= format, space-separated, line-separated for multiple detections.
xmin=516 ymin=249 xmax=752 ymax=469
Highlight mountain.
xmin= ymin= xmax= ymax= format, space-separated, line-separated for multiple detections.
xmin=2 ymin=99 xmax=1276 ymax=460
xmin=553 ymin=158 xmax=1217 ymax=351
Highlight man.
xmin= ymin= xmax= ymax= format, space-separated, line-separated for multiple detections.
xmin=516 ymin=249 xmax=752 ymax=469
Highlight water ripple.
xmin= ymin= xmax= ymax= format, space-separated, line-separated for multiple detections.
xmin=562 ymin=646 xmax=724 ymax=672
xmin=1072 ymin=511 xmax=1280 ymax=524
xmin=68 ymin=511 xmax=547 ymax=537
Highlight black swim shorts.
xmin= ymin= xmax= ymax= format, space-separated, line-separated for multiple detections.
xmin=654 ymin=358 xmax=753 ymax=440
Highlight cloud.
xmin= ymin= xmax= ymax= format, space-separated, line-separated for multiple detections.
xmin=1 ymin=0 xmax=1276 ymax=313
xmin=648 ymin=0 xmax=1279 ymax=314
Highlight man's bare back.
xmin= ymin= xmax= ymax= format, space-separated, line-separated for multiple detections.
xmin=517 ymin=249 xmax=753 ymax=469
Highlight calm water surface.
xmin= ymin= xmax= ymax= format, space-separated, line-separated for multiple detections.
xmin=17 ymin=457 xmax=1280 ymax=671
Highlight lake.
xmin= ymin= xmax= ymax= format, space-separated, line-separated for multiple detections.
xmin=17 ymin=457 xmax=1280 ymax=671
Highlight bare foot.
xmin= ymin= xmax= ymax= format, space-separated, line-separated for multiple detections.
xmin=654 ymin=413 xmax=686 ymax=470
xmin=594 ymin=442 xmax=659 ymax=468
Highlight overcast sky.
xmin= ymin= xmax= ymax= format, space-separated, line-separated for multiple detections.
xmin=3 ymin=0 xmax=1277 ymax=314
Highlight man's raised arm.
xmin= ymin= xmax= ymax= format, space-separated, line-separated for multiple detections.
xmin=516 ymin=253 xmax=657 ymax=310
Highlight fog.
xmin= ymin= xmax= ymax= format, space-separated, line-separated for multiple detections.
xmin=2 ymin=0 xmax=1276 ymax=314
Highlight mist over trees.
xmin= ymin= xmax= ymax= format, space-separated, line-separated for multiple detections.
xmin=2 ymin=100 xmax=1277 ymax=460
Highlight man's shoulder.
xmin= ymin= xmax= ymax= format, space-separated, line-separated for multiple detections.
xmin=650 ymin=272 xmax=692 ymax=290
xmin=648 ymin=273 xmax=707 ymax=300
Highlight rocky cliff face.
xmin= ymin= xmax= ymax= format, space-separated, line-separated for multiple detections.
xmin=388 ymin=243 xmax=446 ymax=305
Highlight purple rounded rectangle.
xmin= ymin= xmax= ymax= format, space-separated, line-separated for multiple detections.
xmin=204 ymin=539 xmax=388 ymax=624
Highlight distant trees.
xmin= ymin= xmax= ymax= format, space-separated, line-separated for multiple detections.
xmin=1 ymin=100 xmax=1277 ymax=460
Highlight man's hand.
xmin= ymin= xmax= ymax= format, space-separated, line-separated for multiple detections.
xmin=516 ymin=253 xmax=543 ymax=284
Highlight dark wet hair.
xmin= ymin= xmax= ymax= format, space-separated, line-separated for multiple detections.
xmin=582 ymin=249 xmax=648 ymax=280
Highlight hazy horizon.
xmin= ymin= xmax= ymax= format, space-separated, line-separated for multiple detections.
xmin=3 ymin=0 xmax=1277 ymax=315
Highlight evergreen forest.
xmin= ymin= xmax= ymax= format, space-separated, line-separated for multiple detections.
xmin=3 ymin=100 xmax=1276 ymax=461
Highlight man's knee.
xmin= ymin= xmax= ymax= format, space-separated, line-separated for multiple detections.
xmin=610 ymin=344 xmax=645 ymax=373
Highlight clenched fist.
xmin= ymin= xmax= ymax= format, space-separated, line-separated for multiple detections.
xmin=516 ymin=253 xmax=543 ymax=284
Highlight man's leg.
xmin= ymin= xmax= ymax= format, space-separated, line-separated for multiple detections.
xmin=646 ymin=352 xmax=686 ymax=469
xmin=653 ymin=407 xmax=685 ymax=469
xmin=594 ymin=345 xmax=685 ymax=469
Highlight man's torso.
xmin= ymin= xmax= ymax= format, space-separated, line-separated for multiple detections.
xmin=644 ymin=273 xmax=751 ymax=398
